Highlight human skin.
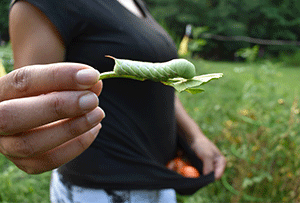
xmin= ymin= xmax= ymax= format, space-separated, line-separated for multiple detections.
xmin=9 ymin=0 xmax=226 ymax=179
xmin=0 ymin=63 xmax=105 ymax=174
xmin=175 ymin=97 xmax=226 ymax=180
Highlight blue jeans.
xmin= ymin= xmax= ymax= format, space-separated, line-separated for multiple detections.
xmin=50 ymin=169 xmax=177 ymax=203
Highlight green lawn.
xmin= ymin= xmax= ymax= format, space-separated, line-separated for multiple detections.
xmin=194 ymin=59 xmax=299 ymax=101
xmin=0 ymin=155 xmax=51 ymax=203
xmin=177 ymin=59 xmax=300 ymax=202
xmin=1 ymin=47 xmax=300 ymax=202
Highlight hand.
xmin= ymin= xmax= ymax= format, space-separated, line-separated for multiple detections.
xmin=0 ymin=63 xmax=105 ymax=174
xmin=191 ymin=136 xmax=226 ymax=180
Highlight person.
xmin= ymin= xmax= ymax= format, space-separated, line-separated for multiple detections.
xmin=9 ymin=0 xmax=226 ymax=202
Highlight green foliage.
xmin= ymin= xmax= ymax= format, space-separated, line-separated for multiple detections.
xmin=1 ymin=54 xmax=14 ymax=73
xmin=145 ymin=0 xmax=300 ymax=60
xmin=279 ymin=48 xmax=300 ymax=67
xmin=0 ymin=0 xmax=11 ymax=41
xmin=235 ymin=45 xmax=260 ymax=63
xmin=0 ymin=154 xmax=51 ymax=203
xmin=145 ymin=0 xmax=208 ymax=37
xmin=0 ymin=43 xmax=13 ymax=73
xmin=177 ymin=59 xmax=300 ymax=202
xmin=188 ymin=26 xmax=208 ymax=53
xmin=163 ymin=73 xmax=223 ymax=94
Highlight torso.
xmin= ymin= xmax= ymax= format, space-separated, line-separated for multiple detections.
xmin=15 ymin=0 xmax=179 ymax=189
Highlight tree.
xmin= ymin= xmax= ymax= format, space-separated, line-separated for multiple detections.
xmin=0 ymin=0 xmax=11 ymax=42
xmin=145 ymin=0 xmax=300 ymax=60
xmin=145 ymin=0 xmax=208 ymax=38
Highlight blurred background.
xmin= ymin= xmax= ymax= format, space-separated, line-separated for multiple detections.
xmin=145 ymin=0 xmax=300 ymax=63
xmin=0 ymin=0 xmax=300 ymax=202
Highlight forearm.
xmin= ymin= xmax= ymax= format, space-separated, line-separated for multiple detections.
xmin=175 ymin=95 xmax=207 ymax=146
xmin=175 ymin=96 xmax=226 ymax=178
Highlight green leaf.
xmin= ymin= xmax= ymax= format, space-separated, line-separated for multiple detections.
xmin=185 ymin=88 xmax=204 ymax=94
xmin=162 ymin=73 xmax=223 ymax=93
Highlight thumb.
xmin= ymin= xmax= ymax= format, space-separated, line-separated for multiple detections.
xmin=202 ymin=158 xmax=214 ymax=175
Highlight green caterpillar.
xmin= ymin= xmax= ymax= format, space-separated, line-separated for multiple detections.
xmin=107 ymin=56 xmax=196 ymax=81
xmin=99 ymin=56 xmax=222 ymax=93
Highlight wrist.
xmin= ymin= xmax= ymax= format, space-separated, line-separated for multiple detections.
xmin=190 ymin=135 xmax=209 ymax=150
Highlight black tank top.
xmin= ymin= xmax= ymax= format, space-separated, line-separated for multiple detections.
xmin=11 ymin=0 xmax=214 ymax=194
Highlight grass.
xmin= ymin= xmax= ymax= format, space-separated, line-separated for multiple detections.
xmin=0 ymin=155 xmax=51 ymax=203
xmin=177 ymin=59 xmax=300 ymax=202
xmin=1 ymin=45 xmax=300 ymax=202
xmin=0 ymin=44 xmax=12 ymax=57
xmin=0 ymin=44 xmax=13 ymax=73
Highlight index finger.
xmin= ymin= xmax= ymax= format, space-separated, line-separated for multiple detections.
xmin=0 ymin=63 xmax=101 ymax=102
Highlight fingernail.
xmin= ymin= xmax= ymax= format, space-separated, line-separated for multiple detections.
xmin=86 ymin=108 xmax=105 ymax=125
xmin=79 ymin=92 xmax=99 ymax=111
xmin=76 ymin=69 xmax=100 ymax=88
xmin=90 ymin=123 xmax=102 ymax=138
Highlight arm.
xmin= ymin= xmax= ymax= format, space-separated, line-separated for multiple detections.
xmin=1 ymin=1 xmax=104 ymax=174
xmin=9 ymin=0 xmax=101 ymax=94
xmin=175 ymin=95 xmax=226 ymax=180
xmin=9 ymin=0 xmax=65 ymax=68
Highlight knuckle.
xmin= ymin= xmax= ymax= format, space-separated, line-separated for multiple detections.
xmin=14 ymin=139 xmax=35 ymax=157
xmin=64 ymin=111 xmax=97 ymax=138
xmin=51 ymin=95 xmax=68 ymax=117
xmin=2 ymin=137 xmax=35 ymax=157
xmin=65 ymin=119 xmax=83 ymax=138
xmin=11 ymin=67 xmax=31 ymax=94
xmin=76 ymin=135 xmax=91 ymax=150
xmin=77 ymin=139 xmax=87 ymax=150
xmin=49 ymin=66 xmax=61 ymax=89
xmin=0 ymin=104 xmax=11 ymax=133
